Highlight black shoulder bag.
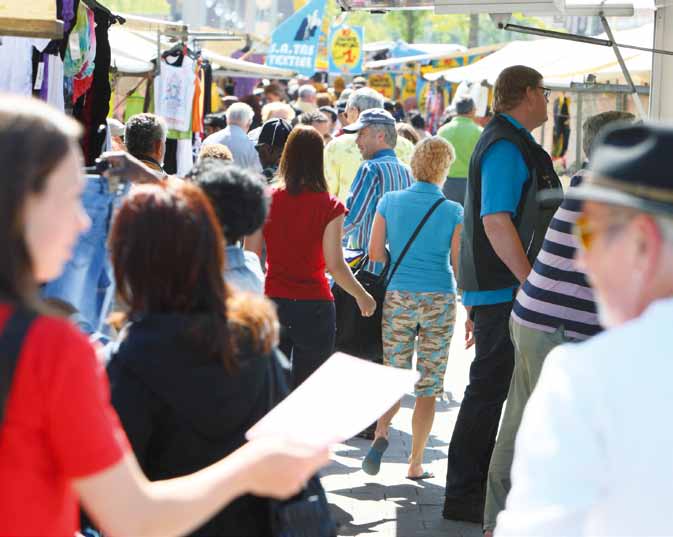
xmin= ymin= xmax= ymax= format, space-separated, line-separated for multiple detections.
xmin=0 ymin=308 xmax=38 ymax=424
xmin=266 ymin=350 xmax=337 ymax=537
xmin=334 ymin=197 xmax=446 ymax=364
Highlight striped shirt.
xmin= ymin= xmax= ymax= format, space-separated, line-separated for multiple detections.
xmin=344 ymin=149 xmax=414 ymax=274
xmin=511 ymin=172 xmax=601 ymax=341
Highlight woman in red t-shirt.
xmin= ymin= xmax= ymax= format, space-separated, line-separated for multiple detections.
xmin=0 ymin=97 xmax=328 ymax=537
xmin=247 ymin=125 xmax=376 ymax=388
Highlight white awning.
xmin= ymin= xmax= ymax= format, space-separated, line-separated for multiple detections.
xmin=424 ymin=23 xmax=653 ymax=87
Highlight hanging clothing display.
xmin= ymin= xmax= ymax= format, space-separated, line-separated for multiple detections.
xmin=154 ymin=53 xmax=196 ymax=134
xmin=552 ymin=95 xmax=571 ymax=158
xmin=0 ymin=37 xmax=51 ymax=96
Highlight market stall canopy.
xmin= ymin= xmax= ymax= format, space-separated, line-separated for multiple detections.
xmin=337 ymin=0 xmax=651 ymax=15
xmin=0 ymin=0 xmax=63 ymax=39
xmin=424 ymin=23 xmax=654 ymax=86
xmin=109 ymin=25 xmax=296 ymax=78
xmin=366 ymin=43 xmax=502 ymax=70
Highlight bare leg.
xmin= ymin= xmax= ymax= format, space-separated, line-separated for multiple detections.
xmin=408 ymin=396 xmax=436 ymax=478
xmin=374 ymin=400 xmax=402 ymax=441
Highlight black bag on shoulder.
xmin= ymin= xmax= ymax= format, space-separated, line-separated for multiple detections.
xmin=333 ymin=197 xmax=446 ymax=364
xmin=0 ymin=307 xmax=38 ymax=424
xmin=266 ymin=351 xmax=337 ymax=537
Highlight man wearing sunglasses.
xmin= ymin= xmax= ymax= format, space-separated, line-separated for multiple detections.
xmin=444 ymin=65 xmax=562 ymax=525
xmin=496 ymin=123 xmax=673 ymax=536
xmin=483 ymin=111 xmax=634 ymax=536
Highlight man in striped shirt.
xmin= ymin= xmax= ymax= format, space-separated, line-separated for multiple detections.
xmin=483 ymin=111 xmax=634 ymax=536
xmin=343 ymin=108 xmax=414 ymax=275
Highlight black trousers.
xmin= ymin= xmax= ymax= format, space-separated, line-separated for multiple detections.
xmin=443 ymin=301 xmax=515 ymax=522
xmin=273 ymin=298 xmax=336 ymax=389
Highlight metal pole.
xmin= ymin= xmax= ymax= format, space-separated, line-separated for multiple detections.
xmin=575 ymin=92 xmax=583 ymax=171
xmin=600 ymin=15 xmax=647 ymax=119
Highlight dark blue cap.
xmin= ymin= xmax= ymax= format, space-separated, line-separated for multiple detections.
xmin=343 ymin=108 xmax=395 ymax=133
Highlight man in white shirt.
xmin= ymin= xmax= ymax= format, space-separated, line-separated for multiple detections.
xmin=203 ymin=102 xmax=262 ymax=173
xmin=496 ymin=123 xmax=673 ymax=536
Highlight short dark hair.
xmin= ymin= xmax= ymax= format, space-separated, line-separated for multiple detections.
xmin=263 ymin=83 xmax=284 ymax=99
xmin=298 ymin=111 xmax=328 ymax=126
xmin=493 ymin=65 xmax=543 ymax=114
xmin=279 ymin=125 xmax=328 ymax=195
xmin=410 ymin=113 xmax=425 ymax=130
xmin=192 ymin=161 xmax=269 ymax=244
xmin=455 ymin=97 xmax=475 ymax=115
xmin=0 ymin=97 xmax=81 ymax=307
xmin=124 ymin=113 xmax=166 ymax=159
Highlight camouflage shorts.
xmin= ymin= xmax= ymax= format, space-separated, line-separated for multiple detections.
xmin=382 ymin=291 xmax=456 ymax=397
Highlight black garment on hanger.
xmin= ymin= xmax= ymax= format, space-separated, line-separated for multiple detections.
xmin=203 ymin=60 xmax=213 ymax=116
xmin=73 ymin=6 xmax=113 ymax=165
xmin=164 ymin=139 xmax=178 ymax=175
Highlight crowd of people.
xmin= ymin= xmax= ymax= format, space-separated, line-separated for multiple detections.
xmin=1 ymin=60 xmax=672 ymax=537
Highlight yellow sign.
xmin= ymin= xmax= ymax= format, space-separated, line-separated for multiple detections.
xmin=400 ymin=73 xmax=418 ymax=105
xmin=329 ymin=26 xmax=362 ymax=74
xmin=368 ymin=73 xmax=395 ymax=100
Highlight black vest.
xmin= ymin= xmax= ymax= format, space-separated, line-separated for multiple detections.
xmin=458 ymin=114 xmax=562 ymax=292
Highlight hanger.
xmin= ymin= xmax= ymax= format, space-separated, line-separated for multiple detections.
xmin=80 ymin=0 xmax=126 ymax=25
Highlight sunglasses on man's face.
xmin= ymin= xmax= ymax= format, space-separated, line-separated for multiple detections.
xmin=572 ymin=214 xmax=632 ymax=250
xmin=539 ymin=86 xmax=552 ymax=101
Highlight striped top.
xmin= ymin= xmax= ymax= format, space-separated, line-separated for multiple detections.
xmin=511 ymin=172 xmax=601 ymax=341
xmin=344 ymin=149 xmax=414 ymax=274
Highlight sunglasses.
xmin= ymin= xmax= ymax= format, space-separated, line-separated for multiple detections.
xmin=539 ymin=86 xmax=552 ymax=100
xmin=572 ymin=214 xmax=631 ymax=250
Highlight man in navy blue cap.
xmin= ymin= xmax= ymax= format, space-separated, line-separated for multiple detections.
xmin=497 ymin=122 xmax=673 ymax=536
xmin=255 ymin=117 xmax=292 ymax=183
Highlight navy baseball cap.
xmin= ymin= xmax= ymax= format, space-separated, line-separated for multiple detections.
xmin=256 ymin=118 xmax=292 ymax=149
xmin=343 ymin=108 xmax=396 ymax=133
xmin=558 ymin=123 xmax=673 ymax=216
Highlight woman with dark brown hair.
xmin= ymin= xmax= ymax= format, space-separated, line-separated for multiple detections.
xmin=106 ymin=182 xmax=306 ymax=536
xmin=247 ymin=125 xmax=376 ymax=388
xmin=0 ymin=96 xmax=327 ymax=537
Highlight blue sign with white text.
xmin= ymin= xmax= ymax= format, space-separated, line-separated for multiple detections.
xmin=265 ymin=0 xmax=327 ymax=77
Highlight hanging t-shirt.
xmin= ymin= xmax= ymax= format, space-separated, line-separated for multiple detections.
xmin=154 ymin=54 xmax=196 ymax=134
xmin=0 ymin=37 xmax=50 ymax=96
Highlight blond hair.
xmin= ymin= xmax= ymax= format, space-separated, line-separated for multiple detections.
xmin=199 ymin=143 xmax=233 ymax=163
xmin=261 ymin=102 xmax=296 ymax=122
xmin=411 ymin=136 xmax=455 ymax=184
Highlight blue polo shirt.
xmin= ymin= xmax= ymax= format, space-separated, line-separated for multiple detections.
xmin=377 ymin=181 xmax=463 ymax=293
xmin=462 ymin=114 xmax=531 ymax=307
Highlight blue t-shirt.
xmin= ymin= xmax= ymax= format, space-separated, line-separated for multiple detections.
xmin=463 ymin=114 xmax=531 ymax=307
xmin=377 ymin=182 xmax=463 ymax=293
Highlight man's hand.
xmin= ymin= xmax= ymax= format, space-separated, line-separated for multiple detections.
xmin=482 ymin=212 xmax=532 ymax=284
xmin=100 ymin=151 xmax=165 ymax=184
xmin=464 ymin=306 xmax=475 ymax=349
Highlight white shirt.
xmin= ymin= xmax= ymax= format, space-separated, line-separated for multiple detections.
xmin=203 ymin=125 xmax=262 ymax=173
xmin=496 ymin=297 xmax=673 ymax=537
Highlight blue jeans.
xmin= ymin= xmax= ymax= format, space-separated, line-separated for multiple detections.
xmin=42 ymin=176 xmax=129 ymax=335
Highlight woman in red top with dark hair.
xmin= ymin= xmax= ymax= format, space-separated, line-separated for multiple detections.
xmin=0 ymin=96 xmax=328 ymax=537
xmin=248 ymin=125 xmax=376 ymax=388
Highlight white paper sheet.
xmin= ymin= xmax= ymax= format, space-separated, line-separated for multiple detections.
xmin=246 ymin=352 xmax=419 ymax=446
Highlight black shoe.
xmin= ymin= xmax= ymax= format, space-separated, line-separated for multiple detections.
xmin=442 ymin=500 xmax=484 ymax=524
xmin=354 ymin=423 xmax=376 ymax=440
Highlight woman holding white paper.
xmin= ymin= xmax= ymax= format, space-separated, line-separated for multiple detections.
xmin=364 ymin=136 xmax=464 ymax=480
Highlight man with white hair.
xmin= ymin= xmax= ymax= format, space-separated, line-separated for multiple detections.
xmin=496 ymin=123 xmax=673 ymax=536
xmin=324 ymin=87 xmax=414 ymax=202
xmin=203 ymin=102 xmax=262 ymax=172
xmin=292 ymin=83 xmax=318 ymax=114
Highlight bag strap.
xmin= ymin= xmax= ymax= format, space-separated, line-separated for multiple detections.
xmin=386 ymin=197 xmax=446 ymax=287
xmin=0 ymin=307 xmax=38 ymax=424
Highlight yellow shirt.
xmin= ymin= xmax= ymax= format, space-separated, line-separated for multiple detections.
xmin=324 ymin=133 xmax=415 ymax=202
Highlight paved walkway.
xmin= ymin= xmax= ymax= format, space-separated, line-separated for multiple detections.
xmin=322 ymin=307 xmax=484 ymax=537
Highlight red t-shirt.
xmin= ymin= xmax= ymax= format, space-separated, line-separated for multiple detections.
xmin=264 ymin=188 xmax=346 ymax=300
xmin=0 ymin=304 xmax=129 ymax=537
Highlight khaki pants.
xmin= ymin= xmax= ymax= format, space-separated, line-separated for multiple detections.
xmin=483 ymin=320 xmax=570 ymax=531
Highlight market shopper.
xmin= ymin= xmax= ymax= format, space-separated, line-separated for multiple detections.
xmin=107 ymin=181 xmax=285 ymax=536
xmin=443 ymin=65 xmax=562 ymax=524
xmin=0 ymin=96 xmax=328 ymax=537
xmin=496 ymin=122 xmax=673 ymax=537
xmin=482 ymin=110 xmax=634 ymax=536
xmin=324 ymin=88 xmax=414 ymax=202
xmin=193 ymin=161 xmax=268 ymax=294
xmin=125 ymin=113 xmax=168 ymax=173
xmin=247 ymin=125 xmax=377 ymax=388
xmin=203 ymin=102 xmax=263 ymax=173
xmin=437 ymin=97 xmax=483 ymax=205
xmin=254 ymin=118 xmax=293 ymax=183
xmin=363 ymin=137 xmax=463 ymax=480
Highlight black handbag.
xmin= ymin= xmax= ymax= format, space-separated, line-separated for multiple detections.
xmin=266 ymin=351 xmax=337 ymax=537
xmin=333 ymin=197 xmax=446 ymax=364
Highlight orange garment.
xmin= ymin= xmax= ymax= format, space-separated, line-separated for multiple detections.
xmin=192 ymin=61 xmax=204 ymax=134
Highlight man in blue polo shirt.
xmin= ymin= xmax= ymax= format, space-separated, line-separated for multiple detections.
xmin=443 ymin=65 xmax=562 ymax=526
